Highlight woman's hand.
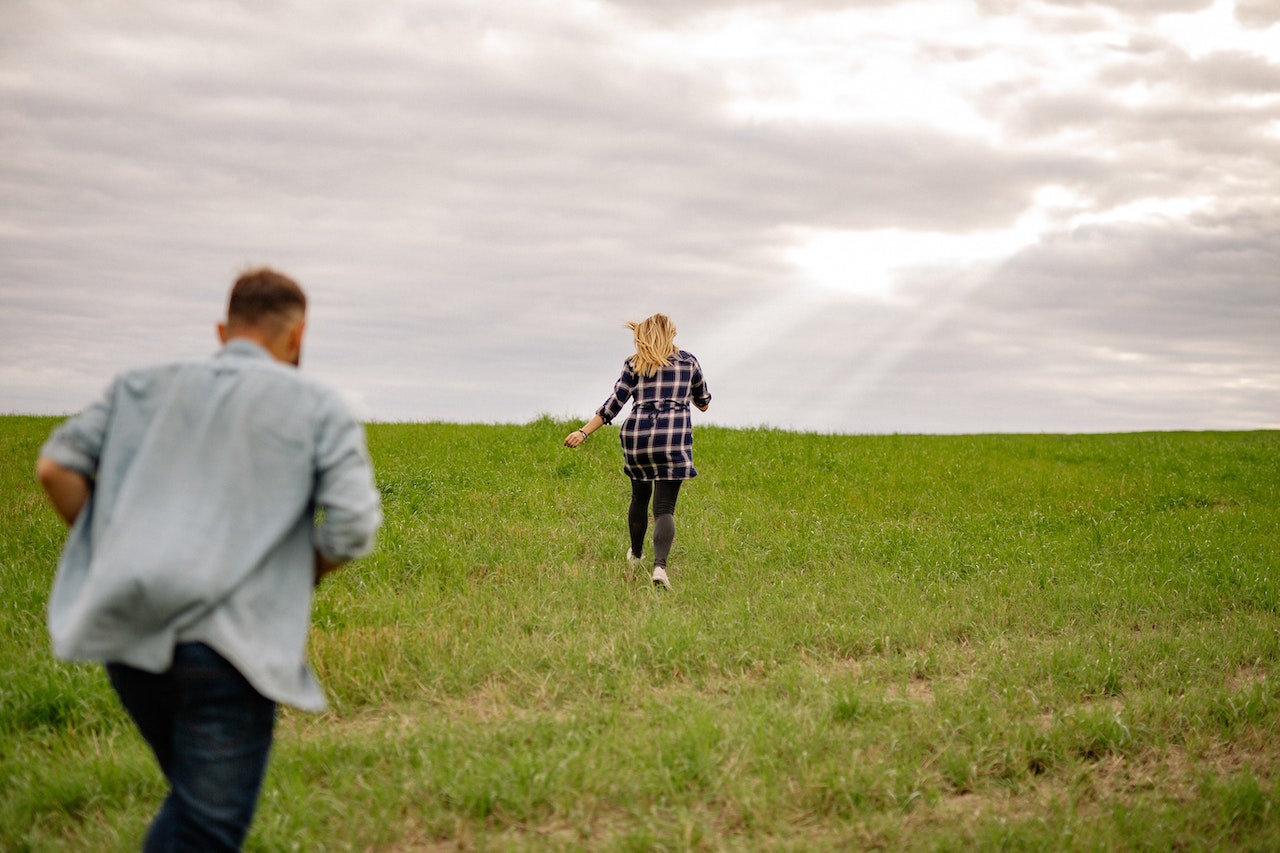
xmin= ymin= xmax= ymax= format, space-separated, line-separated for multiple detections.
xmin=564 ymin=415 xmax=603 ymax=448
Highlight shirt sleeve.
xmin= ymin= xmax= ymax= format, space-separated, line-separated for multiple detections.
xmin=689 ymin=355 xmax=711 ymax=409
xmin=311 ymin=394 xmax=383 ymax=564
xmin=39 ymin=385 xmax=113 ymax=478
xmin=596 ymin=360 xmax=638 ymax=424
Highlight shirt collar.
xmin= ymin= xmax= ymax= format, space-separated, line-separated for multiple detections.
xmin=219 ymin=338 xmax=275 ymax=361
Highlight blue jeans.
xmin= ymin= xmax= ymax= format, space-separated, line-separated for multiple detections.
xmin=107 ymin=642 xmax=277 ymax=852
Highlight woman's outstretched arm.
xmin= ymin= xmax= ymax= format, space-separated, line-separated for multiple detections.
xmin=564 ymin=414 xmax=605 ymax=448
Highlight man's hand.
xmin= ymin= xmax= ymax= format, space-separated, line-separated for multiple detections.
xmin=314 ymin=551 xmax=345 ymax=586
xmin=36 ymin=457 xmax=90 ymax=526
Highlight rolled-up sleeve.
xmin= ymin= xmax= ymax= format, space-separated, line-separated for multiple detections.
xmin=689 ymin=356 xmax=711 ymax=409
xmin=40 ymin=390 xmax=112 ymax=477
xmin=596 ymin=360 xmax=638 ymax=425
xmin=311 ymin=398 xmax=382 ymax=564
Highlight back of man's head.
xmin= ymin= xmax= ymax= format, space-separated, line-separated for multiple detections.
xmin=227 ymin=268 xmax=307 ymax=330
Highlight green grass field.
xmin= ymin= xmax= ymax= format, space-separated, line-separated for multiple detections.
xmin=2 ymin=416 xmax=1278 ymax=851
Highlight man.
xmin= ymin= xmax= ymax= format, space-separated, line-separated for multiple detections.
xmin=36 ymin=268 xmax=383 ymax=851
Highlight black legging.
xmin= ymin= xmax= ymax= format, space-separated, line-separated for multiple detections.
xmin=628 ymin=479 xmax=683 ymax=567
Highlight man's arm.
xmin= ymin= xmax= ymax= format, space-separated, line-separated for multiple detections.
xmin=311 ymin=399 xmax=383 ymax=585
xmin=36 ymin=456 xmax=91 ymax=526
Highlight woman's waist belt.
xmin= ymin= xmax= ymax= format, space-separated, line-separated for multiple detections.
xmin=635 ymin=400 xmax=690 ymax=413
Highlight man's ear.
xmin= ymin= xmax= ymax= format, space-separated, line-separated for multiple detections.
xmin=217 ymin=322 xmax=229 ymax=344
xmin=284 ymin=318 xmax=306 ymax=366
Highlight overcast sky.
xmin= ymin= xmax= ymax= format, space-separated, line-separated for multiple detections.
xmin=2 ymin=0 xmax=1277 ymax=434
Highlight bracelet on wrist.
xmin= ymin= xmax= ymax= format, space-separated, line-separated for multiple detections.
xmin=577 ymin=429 xmax=588 ymax=439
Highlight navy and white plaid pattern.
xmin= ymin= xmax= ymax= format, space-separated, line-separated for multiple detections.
xmin=596 ymin=349 xmax=711 ymax=481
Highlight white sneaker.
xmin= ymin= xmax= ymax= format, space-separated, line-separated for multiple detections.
xmin=651 ymin=566 xmax=671 ymax=590
xmin=626 ymin=548 xmax=640 ymax=567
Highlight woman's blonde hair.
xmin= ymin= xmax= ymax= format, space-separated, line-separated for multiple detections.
xmin=627 ymin=313 xmax=678 ymax=378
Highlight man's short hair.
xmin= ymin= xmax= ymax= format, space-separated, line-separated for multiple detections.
xmin=228 ymin=268 xmax=307 ymax=327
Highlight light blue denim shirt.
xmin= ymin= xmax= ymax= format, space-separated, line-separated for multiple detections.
xmin=41 ymin=339 xmax=382 ymax=711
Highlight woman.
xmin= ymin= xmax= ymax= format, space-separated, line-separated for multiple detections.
xmin=564 ymin=313 xmax=711 ymax=590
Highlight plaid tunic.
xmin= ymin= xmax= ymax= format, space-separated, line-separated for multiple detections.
xmin=596 ymin=349 xmax=711 ymax=481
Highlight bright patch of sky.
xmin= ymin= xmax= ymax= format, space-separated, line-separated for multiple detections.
xmin=783 ymin=226 xmax=1028 ymax=300
xmin=636 ymin=3 xmax=1129 ymax=138
xmin=785 ymin=188 xmax=1219 ymax=300
xmin=1157 ymin=0 xmax=1280 ymax=60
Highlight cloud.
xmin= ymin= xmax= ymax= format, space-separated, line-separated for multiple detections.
xmin=1 ymin=0 xmax=1276 ymax=432
xmin=1235 ymin=0 xmax=1280 ymax=27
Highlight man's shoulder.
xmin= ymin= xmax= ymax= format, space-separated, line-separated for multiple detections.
xmin=237 ymin=359 xmax=355 ymax=418
xmin=111 ymin=358 xmax=199 ymax=396
xmin=121 ymin=352 xmax=354 ymax=420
